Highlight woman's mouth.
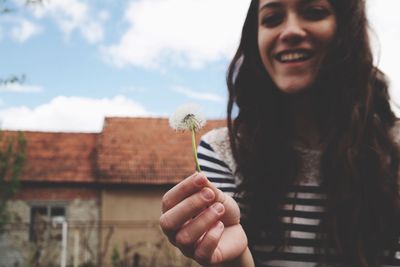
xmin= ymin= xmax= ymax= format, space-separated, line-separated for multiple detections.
xmin=275 ymin=49 xmax=313 ymax=63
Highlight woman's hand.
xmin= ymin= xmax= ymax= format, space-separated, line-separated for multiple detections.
xmin=159 ymin=172 xmax=249 ymax=266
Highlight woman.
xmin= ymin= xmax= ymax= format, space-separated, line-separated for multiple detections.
xmin=160 ymin=0 xmax=400 ymax=266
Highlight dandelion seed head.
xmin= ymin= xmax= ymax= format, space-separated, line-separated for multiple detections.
xmin=169 ymin=103 xmax=206 ymax=132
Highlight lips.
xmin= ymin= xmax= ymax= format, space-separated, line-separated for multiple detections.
xmin=274 ymin=49 xmax=313 ymax=63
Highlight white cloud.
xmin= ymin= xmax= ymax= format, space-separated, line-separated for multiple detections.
xmin=0 ymin=83 xmax=43 ymax=93
xmin=367 ymin=0 xmax=400 ymax=106
xmin=102 ymin=0 xmax=251 ymax=69
xmin=172 ymin=86 xmax=224 ymax=102
xmin=0 ymin=95 xmax=149 ymax=132
xmin=390 ymin=102 xmax=400 ymax=118
xmin=29 ymin=0 xmax=107 ymax=44
xmin=80 ymin=21 xmax=104 ymax=44
xmin=11 ymin=18 xmax=42 ymax=43
xmin=98 ymin=10 xmax=110 ymax=22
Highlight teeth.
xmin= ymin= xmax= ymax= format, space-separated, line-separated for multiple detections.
xmin=279 ymin=52 xmax=309 ymax=62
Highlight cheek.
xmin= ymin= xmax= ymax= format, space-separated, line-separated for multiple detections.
xmin=257 ymin=33 xmax=266 ymax=59
xmin=317 ymin=20 xmax=337 ymax=44
xmin=258 ymin=31 xmax=274 ymax=68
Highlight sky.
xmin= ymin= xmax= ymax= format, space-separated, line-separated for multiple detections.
xmin=0 ymin=0 xmax=399 ymax=133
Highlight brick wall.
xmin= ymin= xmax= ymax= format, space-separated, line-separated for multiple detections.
xmin=13 ymin=186 xmax=99 ymax=201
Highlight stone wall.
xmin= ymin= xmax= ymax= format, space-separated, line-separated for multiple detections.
xmin=0 ymin=198 xmax=100 ymax=267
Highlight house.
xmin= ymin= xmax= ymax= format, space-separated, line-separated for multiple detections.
xmin=0 ymin=117 xmax=225 ymax=267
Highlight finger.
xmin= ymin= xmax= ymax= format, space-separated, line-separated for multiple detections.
xmin=193 ymin=221 xmax=224 ymax=265
xmin=162 ymin=172 xmax=208 ymax=213
xmin=160 ymin=187 xmax=215 ymax=234
xmin=164 ymin=219 xmax=192 ymax=247
xmin=214 ymin=224 xmax=248 ymax=263
xmin=201 ymin=181 xmax=241 ymax=226
xmin=219 ymin=194 xmax=241 ymax=226
xmin=203 ymin=179 xmax=227 ymax=204
xmin=175 ymin=202 xmax=225 ymax=248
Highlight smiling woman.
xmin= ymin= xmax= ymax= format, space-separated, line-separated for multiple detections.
xmin=159 ymin=0 xmax=400 ymax=266
xmin=257 ymin=0 xmax=337 ymax=93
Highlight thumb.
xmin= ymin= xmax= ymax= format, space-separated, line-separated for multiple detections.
xmin=199 ymin=173 xmax=240 ymax=226
xmin=219 ymin=193 xmax=241 ymax=226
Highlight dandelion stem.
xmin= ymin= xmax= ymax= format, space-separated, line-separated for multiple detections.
xmin=191 ymin=127 xmax=201 ymax=172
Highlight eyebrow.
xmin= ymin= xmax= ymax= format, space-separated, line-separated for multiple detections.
xmin=259 ymin=0 xmax=322 ymax=11
xmin=259 ymin=1 xmax=281 ymax=11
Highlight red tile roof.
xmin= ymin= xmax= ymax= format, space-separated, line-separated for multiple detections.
xmin=95 ymin=117 xmax=225 ymax=184
xmin=1 ymin=131 xmax=98 ymax=183
xmin=1 ymin=117 xmax=225 ymax=185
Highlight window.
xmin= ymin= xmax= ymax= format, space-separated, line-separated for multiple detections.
xmin=29 ymin=204 xmax=66 ymax=242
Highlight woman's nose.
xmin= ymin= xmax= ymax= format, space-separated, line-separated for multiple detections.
xmin=279 ymin=14 xmax=307 ymax=44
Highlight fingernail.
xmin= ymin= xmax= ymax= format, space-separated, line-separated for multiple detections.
xmin=194 ymin=174 xmax=206 ymax=186
xmin=212 ymin=203 xmax=224 ymax=214
xmin=201 ymin=188 xmax=214 ymax=200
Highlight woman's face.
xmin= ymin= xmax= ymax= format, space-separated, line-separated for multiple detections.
xmin=258 ymin=0 xmax=337 ymax=94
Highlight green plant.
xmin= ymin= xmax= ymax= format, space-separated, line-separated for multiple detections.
xmin=0 ymin=131 xmax=26 ymax=232
xmin=111 ymin=246 xmax=121 ymax=267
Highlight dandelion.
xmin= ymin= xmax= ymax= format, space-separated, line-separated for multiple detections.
xmin=169 ymin=104 xmax=206 ymax=172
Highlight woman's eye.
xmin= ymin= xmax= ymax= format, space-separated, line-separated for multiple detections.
xmin=261 ymin=14 xmax=283 ymax=27
xmin=303 ymin=7 xmax=331 ymax=21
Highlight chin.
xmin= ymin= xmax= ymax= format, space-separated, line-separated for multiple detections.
xmin=275 ymin=76 xmax=315 ymax=94
xmin=278 ymin=83 xmax=311 ymax=94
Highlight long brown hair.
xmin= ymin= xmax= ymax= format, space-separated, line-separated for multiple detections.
xmin=226 ymin=0 xmax=400 ymax=266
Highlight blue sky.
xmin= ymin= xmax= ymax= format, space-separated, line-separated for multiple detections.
xmin=0 ymin=0 xmax=399 ymax=132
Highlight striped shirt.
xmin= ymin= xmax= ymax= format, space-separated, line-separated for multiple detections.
xmin=197 ymin=127 xmax=400 ymax=267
